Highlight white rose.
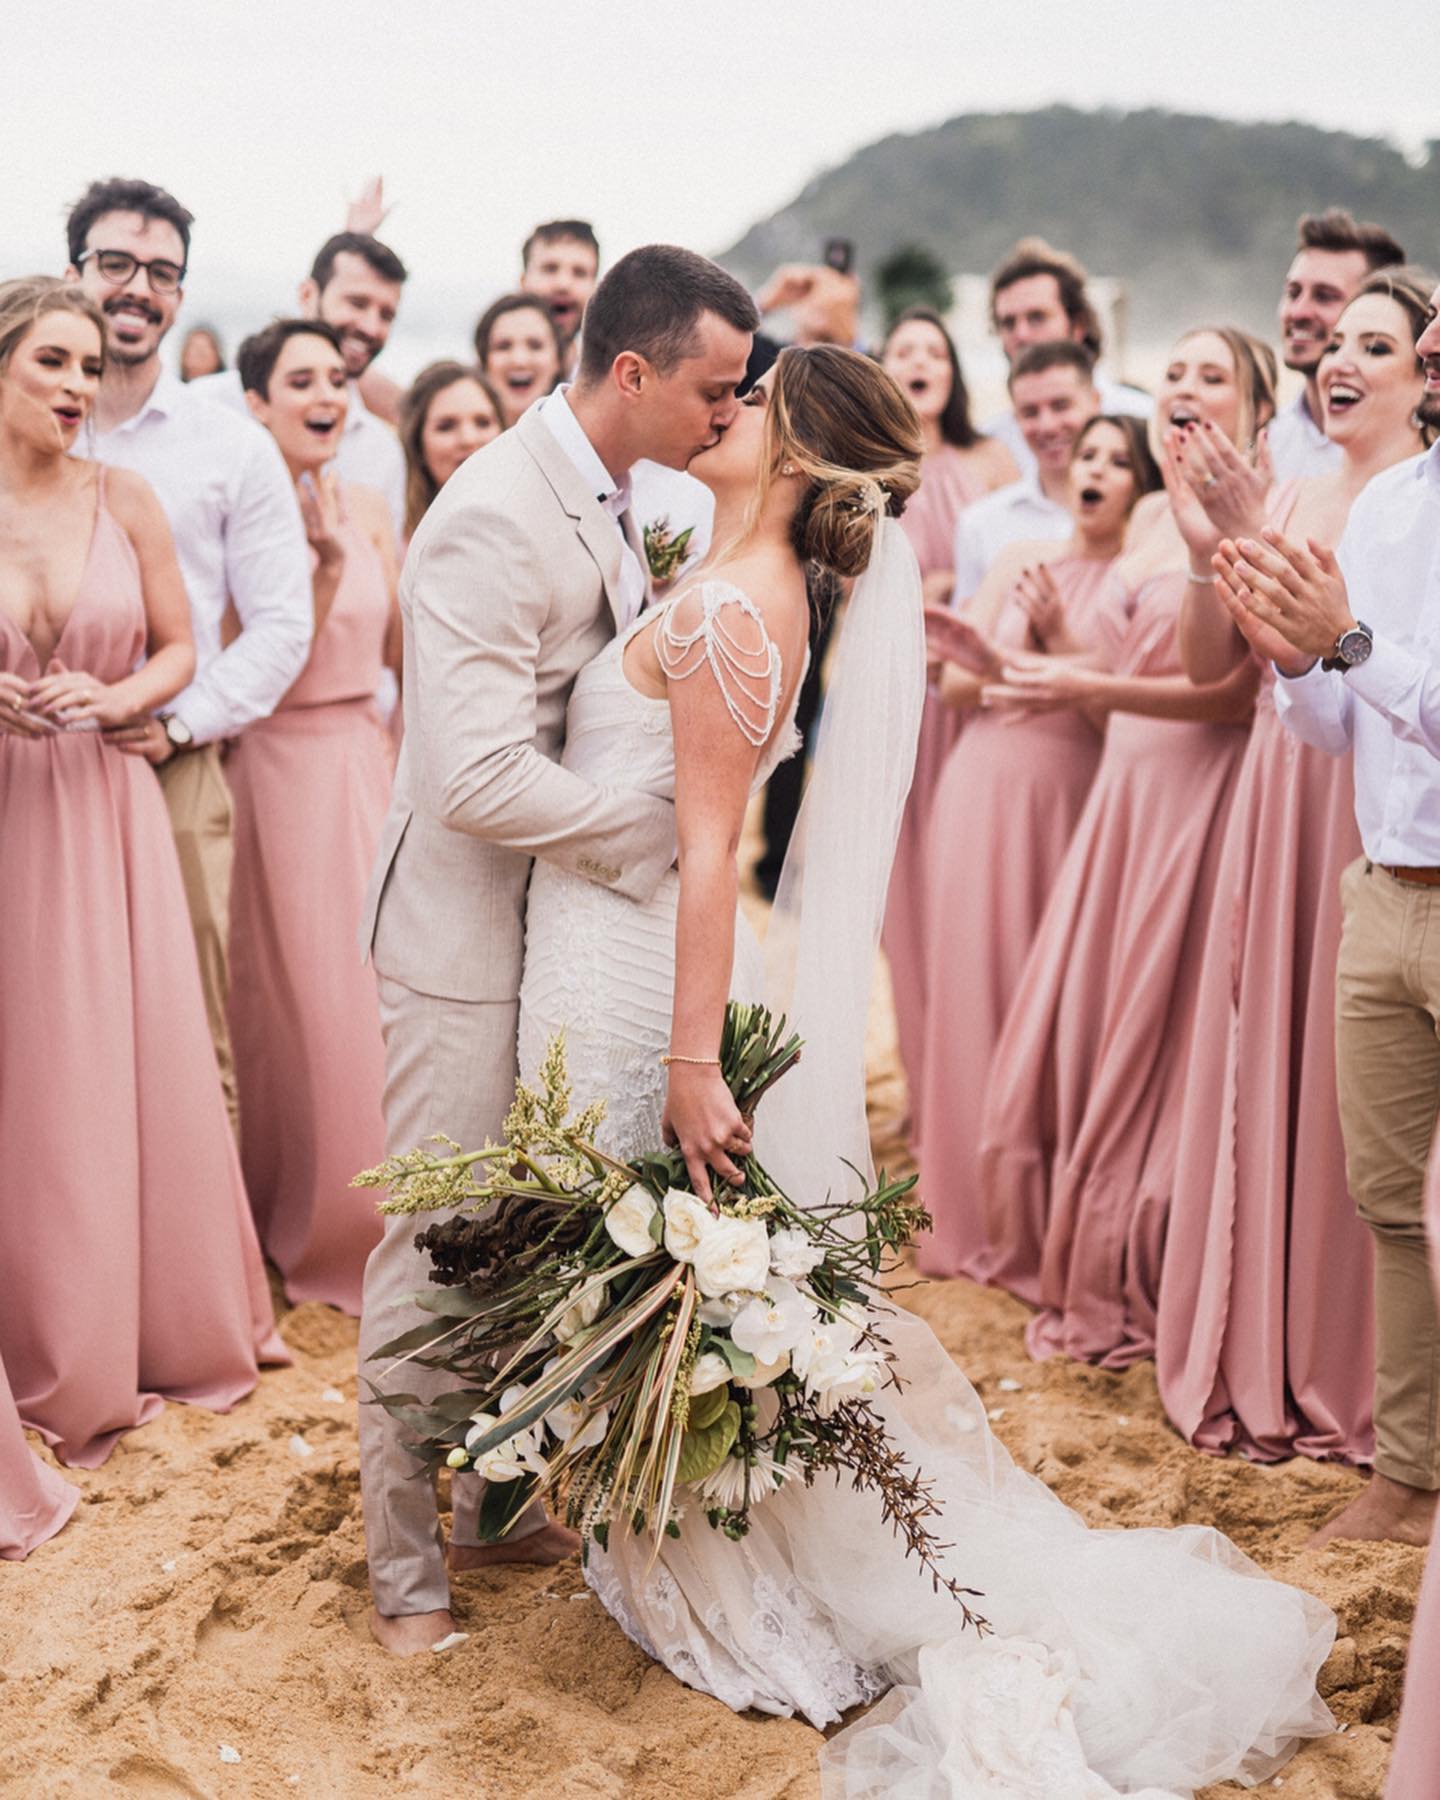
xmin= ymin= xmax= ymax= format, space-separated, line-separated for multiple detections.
xmin=554 ymin=1277 xmax=607 ymax=1343
xmin=768 ymin=1226 xmax=824 ymax=1280
xmin=605 ymin=1185 xmax=659 ymax=1257
xmin=688 ymin=1350 xmax=732 ymax=1396
xmin=736 ymin=1350 xmax=790 ymax=1389
xmin=693 ymin=1215 xmax=772 ymax=1299
xmin=729 ymin=1277 xmax=816 ymax=1361
xmin=663 ymin=1190 xmax=713 ymax=1264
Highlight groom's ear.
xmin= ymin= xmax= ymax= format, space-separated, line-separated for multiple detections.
xmin=612 ymin=351 xmax=647 ymax=398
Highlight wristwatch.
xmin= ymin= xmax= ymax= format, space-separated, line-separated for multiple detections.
xmin=1322 ymin=620 xmax=1373 ymax=674
xmin=160 ymin=713 xmax=194 ymax=753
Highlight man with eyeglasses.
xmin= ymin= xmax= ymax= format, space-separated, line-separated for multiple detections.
xmin=65 ymin=176 xmax=311 ymax=1131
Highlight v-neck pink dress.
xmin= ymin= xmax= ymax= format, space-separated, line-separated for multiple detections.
xmin=226 ymin=515 xmax=392 ymax=1315
xmin=0 ymin=471 xmax=286 ymax=1468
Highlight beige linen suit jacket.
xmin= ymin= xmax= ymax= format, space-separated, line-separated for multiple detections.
xmin=359 ymin=405 xmax=676 ymax=998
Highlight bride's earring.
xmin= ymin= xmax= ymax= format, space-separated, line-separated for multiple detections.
xmin=781 ymin=463 xmax=796 ymax=476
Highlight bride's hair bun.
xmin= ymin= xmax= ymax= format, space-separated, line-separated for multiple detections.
xmin=765 ymin=346 xmax=924 ymax=580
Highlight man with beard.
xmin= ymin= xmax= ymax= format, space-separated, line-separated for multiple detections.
xmin=65 ymin=176 xmax=311 ymax=1129
xmin=198 ymin=231 xmax=408 ymax=538
xmin=519 ymin=220 xmax=599 ymax=378
xmin=1216 ymin=273 xmax=1440 ymax=1552
xmin=1268 ymin=209 xmax=1405 ymax=481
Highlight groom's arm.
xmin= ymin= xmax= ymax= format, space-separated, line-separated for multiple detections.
xmin=407 ymin=500 xmax=676 ymax=904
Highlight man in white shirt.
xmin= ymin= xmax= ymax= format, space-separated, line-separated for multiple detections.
xmin=1216 ymin=291 xmax=1440 ymax=1550
xmin=952 ymin=342 xmax=1100 ymax=601
xmin=196 ymin=232 xmax=408 ymax=539
xmin=65 ymin=176 xmax=312 ymax=1128
xmin=982 ymin=238 xmax=1150 ymax=479
xmin=1267 ymin=208 xmax=1406 ymax=482
xmin=519 ymin=218 xmax=600 ymax=380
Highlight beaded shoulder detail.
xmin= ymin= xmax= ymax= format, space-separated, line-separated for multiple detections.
xmin=654 ymin=580 xmax=783 ymax=749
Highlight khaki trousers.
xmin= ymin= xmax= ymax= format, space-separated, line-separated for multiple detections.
xmin=1336 ymin=859 xmax=1440 ymax=1490
xmin=157 ymin=746 xmax=239 ymax=1133
xmin=358 ymin=976 xmax=544 ymax=1618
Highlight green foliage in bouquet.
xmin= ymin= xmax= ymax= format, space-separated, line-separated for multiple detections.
xmin=354 ymin=1002 xmax=987 ymax=1633
xmin=641 ymin=516 xmax=696 ymax=585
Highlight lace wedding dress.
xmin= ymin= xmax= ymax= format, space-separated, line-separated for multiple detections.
xmin=518 ymin=549 xmax=1334 ymax=1799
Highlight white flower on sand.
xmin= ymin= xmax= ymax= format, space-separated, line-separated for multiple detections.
xmin=554 ymin=1275 xmax=607 ymax=1344
xmin=729 ymin=1277 xmax=816 ymax=1362
xmin=663 ymin=1190 xmax=712 ymax=1263
xmin=693 ymin=1215 xmax=772 ymax=1299
xmin=463 ymin=1391 xmax=548 ymax=1483
xmin=735 ymin=1350 xmax=790 ymax=1389
xmin=688 ymin=1351 xmax=732 ymax=1396
xmin=605 ymin=1185 xmax=658 ymax=1258
xmin=698 ymin=1450 xmax=791 ymax=1511
xmin=767 ymin=1226 xmax=824 ymax=1281
xmin=697 ymin=1291 xmax=744 ymax=1327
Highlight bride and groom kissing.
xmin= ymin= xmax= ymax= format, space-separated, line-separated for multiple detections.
xmin=354 ymin=243 xmax=1334 ymax=1796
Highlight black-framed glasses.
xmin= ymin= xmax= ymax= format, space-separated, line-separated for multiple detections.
xmin=77 ymin=249 xmax=187 ymax=295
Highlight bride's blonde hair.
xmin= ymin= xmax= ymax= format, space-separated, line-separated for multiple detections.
xmin=742 ymin=346 xmax=924 ymax=579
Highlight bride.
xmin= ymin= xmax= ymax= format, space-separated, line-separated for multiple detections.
xmin=516 ymin=345 xmax=1334 ymax=1797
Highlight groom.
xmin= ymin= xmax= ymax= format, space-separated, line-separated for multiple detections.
xmin=357 ymin=245 xmax=757 ymax=1654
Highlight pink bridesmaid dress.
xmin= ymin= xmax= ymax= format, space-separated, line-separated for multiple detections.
xmin=915 ymin=553 xmax=1114 ymax=1278
xmin=1385 ymin=1126 xmax=1440 ymax=1794
xmin=0 ymin=1348 xmax=76 ymax=1560
xmin=0 ymin=473 xmax=287 ymax=1468
xmin=882 ymin=446 xmax=986 ymax=1112
xmin=1156 ymin=491 xmax=1371 ymax=1464
xmin=226 ymin=514 xmax=392 ymax=1316
xmin=977 ymin=570 xmax=1249 ymax=1364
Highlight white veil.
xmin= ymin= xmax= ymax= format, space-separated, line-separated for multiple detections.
xmin=757 ymin=516 xmax=926 ymax=1202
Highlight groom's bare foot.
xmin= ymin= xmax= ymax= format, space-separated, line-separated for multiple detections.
xmin=368 ymin=1606 xmax=463 ymax=1656
xmin=448 ymin=1520 xmax=580 ymax=1570
xmin=1307 ymin=1473 xmax=1438 ymax=1549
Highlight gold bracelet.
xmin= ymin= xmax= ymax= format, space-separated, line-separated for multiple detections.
xmin=660 ymin=1053 xmax=721 ymax=1067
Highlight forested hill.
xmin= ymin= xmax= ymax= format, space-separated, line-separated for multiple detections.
xmin=719 ymin=107 xmax=1438 ymax=341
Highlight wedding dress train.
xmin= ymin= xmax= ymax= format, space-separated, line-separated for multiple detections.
xmin=517 ymin=546 xmax=1334 ymax=1797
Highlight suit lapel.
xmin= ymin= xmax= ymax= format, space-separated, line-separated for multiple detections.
xmin=516 ymin=406 xmax=628 ymax=631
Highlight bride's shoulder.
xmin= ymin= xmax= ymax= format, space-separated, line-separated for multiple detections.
xmin=664 ymin=560 xmax=807 ymax=668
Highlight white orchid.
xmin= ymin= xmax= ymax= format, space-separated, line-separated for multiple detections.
xmin=688 ymin=1351 xmax=733 ymax=1396
xmin=794 ymin=1336 xmax=888 ymax=1416
xmin=604 ymin=1185 xmax=659 ymax=1257
xmin=698 ymin=1450 xmax=791 ymax=1511
xmin=463 ymin=1395 xmax=549 ymax=1483
xmin=663 ymin=1189 xmax=712 ymax=1263
xmin=767 ymin=1226 xmax=824 ymax=1280
xmin=729 ymin=1277 xmax=816 ymax=1362
xmin=790 ymin=1317 xmax=860 ymax=1382
xmin=693 ymin=1215 xmax=772 ymax=1298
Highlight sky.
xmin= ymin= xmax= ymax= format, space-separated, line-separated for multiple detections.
xmin=4 ymin=0 xmax=1433 ymax=379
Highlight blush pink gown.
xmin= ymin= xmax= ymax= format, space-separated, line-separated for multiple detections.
xmin=1386 ymin=1126 xmax=1440 ymax=1795
xmin=226 ymin=516 xmax=392 ymax=1316
xmin=915 ymin=553 xmax=1114 ymax=1278
xmin=0 ymin=1348 xmax=77 ymax=1559
xmin=1155 ymin=513 xmax=1372 ymax=1463
xmin=882 ymin=446 xmax=985 ymax=1115
xmin=0 ymin=474 xmax=286 ymax=1468
xmin=977 ymin=569 xmax=1249 ymax=1364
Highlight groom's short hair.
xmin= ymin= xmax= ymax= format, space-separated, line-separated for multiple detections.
xmin=578 ymin=245 xmax=758 ymax=382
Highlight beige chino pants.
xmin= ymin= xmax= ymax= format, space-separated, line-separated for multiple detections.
xmin=358 ymin=976 xmax=545 ymax=1619
xmin=1336 ymin=858 xmax=1440 ymax=1490
xmin=157 ymin=745 xmax=239 ymax=1134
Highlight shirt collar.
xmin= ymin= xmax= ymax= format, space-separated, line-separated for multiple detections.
xmin=1287 ymin=389 xmax=1328 ymax=444
xmin=539 ymin=385 xmax=631 ymax=513
xmin=106 ymin=364 xmax=183 ymax=434
xmin=1419 ymin=440 xmax=1440 ymax=487
xmin=344 ymin=378 xmax=371 ymax=436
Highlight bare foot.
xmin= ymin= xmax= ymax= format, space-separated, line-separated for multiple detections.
xmin=448 ymin=1520 xmax=581 ymax=1571
xmin=368 ymin=1606 xmax=463 ymax=1655
xmin=1307 ymin=1473 xmax=1438 ymax=1549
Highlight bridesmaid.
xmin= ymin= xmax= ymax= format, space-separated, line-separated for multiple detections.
xmin=1 ymin=1350 xmax=76 ymax=1560
xmin=398 ymin=360 xmax=504 ymax=544
xmin=229 ymin=319 xmax=400 ymax=1315
xmin=975 ymin=326 xmax=1275 ymax=1364
xmin=0 ymin=277 xmax=285 ymax=1467
xmin=473 ymin=294 xmax=564 ymax=427
xmin=916 ymin=416 xmax=1160 ymax=1278
xmin=1156 ymin=270 xmax=1435 ymax=1465
xmin=877 ymin=308 xmax=1016 ymax=1114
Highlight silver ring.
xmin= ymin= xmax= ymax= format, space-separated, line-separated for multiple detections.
xmin=1202 ymin=475 xmax=1218 ymax=491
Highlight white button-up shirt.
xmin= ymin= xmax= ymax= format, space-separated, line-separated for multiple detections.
xmin=983 ymin=374 xmax=1153 ymax=481
xmin=194 ymin=366 xmax=406 ymax=540
xmin=91 ymin=370 xmax=312 ymax=746
xmin=538 ymin=388 xmax=647 ymax=629
xmin=1274 ymin=443 xmax=1440 ymax=863
xmin=1266 ymin=391 xmax=1342 ymax=483
xmin=951 ymin=472 xmax=1072 ymax=602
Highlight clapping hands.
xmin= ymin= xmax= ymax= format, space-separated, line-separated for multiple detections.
xmin=1160 ymin=420 xmax=1272 ymax=569
xmin=1210 ymin=529 xmax=1352 ymax=675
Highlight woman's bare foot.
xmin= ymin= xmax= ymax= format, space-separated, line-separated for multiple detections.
xmin=448 ymin=1519 xmax=581 ymax=1570
xmin=368 ymin=1606 xmax=464 ymax=1656
xmin=1307 ymin=1473 xmax=1438 ymax=1549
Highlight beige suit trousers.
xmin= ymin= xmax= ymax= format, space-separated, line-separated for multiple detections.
xmin=1335 ymin=859 xmax=1440 ymax=1490
xmin=359 ymin=975 xmax=544 ymax=1617
xmin=158 ymin=745 xmax=238 ymax=1133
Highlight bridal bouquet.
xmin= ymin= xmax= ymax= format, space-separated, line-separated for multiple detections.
xmin=356 ymin=1004 xmax=986 ymax=1625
